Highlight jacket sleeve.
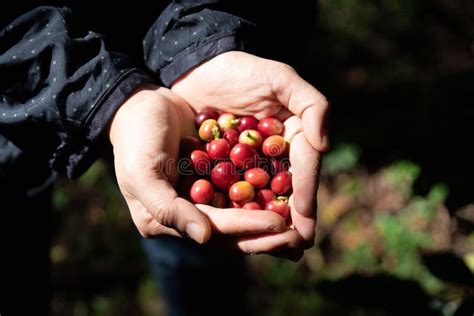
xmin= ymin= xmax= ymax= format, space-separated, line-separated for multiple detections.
xmin=143 ymin=0 xmax=256 ymax=87
xmin=0 ymin=6 xmax=153 ymax=178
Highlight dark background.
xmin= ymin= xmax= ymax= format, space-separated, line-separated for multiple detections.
xmin=251 ymin=0 xmax=474 ymax=211
xmin=30 ymin=0 xmax=473 ymax=315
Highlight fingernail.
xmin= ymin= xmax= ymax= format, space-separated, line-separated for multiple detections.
xmin=185 ymin=222 xmax=204 ymax=243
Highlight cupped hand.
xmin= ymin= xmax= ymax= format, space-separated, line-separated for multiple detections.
xmin=109 ymin=85 xmax=303 ymax=258
xmin=172 ymin=51 xmax=329 ymax=250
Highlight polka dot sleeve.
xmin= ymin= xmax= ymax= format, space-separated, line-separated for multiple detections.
xmin=0 ymin=6 xmax=153 ymax=178
xmin=143 ymin=0 xmax=256 ymax=86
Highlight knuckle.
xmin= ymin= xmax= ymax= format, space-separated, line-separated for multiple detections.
xmin=136 ymin=222 xmax=155 ymax=238
xmin=138 ymin=229 xmax=153 ymax=239
xmin=287 ymin=233 xmax=304 ymax=249
xmin=240 ymin=243 xmax=258 ymax=255
xmin=277 ymin=61 xmax=295 ymax=74
xmin=135 ymin=219 xmax=159 ymax=239
xmin=319 ymin=96 xmax=330 ymax=110
xmin=148 ymin=200 xmax=176 ymax=228
xmin=135 ymin=215 xmax=167 ymax=239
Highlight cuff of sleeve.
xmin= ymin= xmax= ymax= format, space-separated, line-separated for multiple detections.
xmin=160 ymin=34 xmax=250 ymax=87
xmin=52 ymin=69 xmax=153 ymax=178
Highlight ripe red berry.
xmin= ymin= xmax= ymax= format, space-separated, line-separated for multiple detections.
xmin=207 ymin=139 xmax=231 ymax=160
xmin=270 ymin=158 xmax=290 ymax=174
xmin=242 ymin=201 xmax=261 ymax=210
xmin=229 ymin=181 xmax=255 ymax=204
xmin=271 ymin=171 xmax=292 ymax=195
xmin=210 ymin=191 xmax=227 ymax=208
xmin=217 ymin=113 xmax=237 ymax=131
xmin=190 ymin=179 xmax=214 ymax=204
xmin=228 ymin=201 xmax=242 ymax=208
xmin=190 ymin=150 xmax=212 ymax=175
xmin=199 ymin=119 xmax=219 ymax=141
xmin=237 ymin=116 xmax=259 ymax=132
xmin=262 ymin=135 xmax=287 ymax=158
xmin=254 ymin=189 xmax=276 ymax=208
xmin=195 ymin=108 xmax=219 ymax=127
xmin=223 ymin=129 xmax=240 ymax=147
xmin=230 ymin=143 xmax=259 ymax=170
xmin=265 ymin=197 xmax=290 ymax=220
xmin=244 ymin=168 xmax=270 ymax=189
xmin=258 ymin=117 xmax=284 ymax=138
xmin=211 ymin=161 xmax=240 ymax=191
xmin=238 ymin=129 xmax=263 ymax=149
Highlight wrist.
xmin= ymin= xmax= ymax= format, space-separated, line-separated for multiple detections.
xmin=108 ymin=84 xmax=159 ymax=146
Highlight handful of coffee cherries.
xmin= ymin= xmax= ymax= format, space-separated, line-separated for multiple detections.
xmin=178 ymin=109 xmax=292 ymax=221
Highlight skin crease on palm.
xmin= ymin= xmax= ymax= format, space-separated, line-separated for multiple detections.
xmin=109 ymin=51 xmax=329 ymax=261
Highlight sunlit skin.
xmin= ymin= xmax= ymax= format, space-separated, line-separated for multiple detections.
xmin=111 ymin=51 xmax=329 ymax=260
xmin=110 ymin=87 xmax=287 ymax=250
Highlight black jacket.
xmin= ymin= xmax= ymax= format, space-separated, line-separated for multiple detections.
xmin=0 ymin=1 xmax=254 ymax=196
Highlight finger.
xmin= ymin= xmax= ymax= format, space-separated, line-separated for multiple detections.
xmin=283 ymin=115 xmax=303 ymax=142
xmin=289 ymin=133 xmax=322 ymax=217
xmin=133 ymin=178 xmax=212 ymax=244
xmin=273 ymin=65 xmax=329 ymax=152
xmin=196 ymin=204 xmax=286 ymax=236
xmin=235 ymin=229 xmax=303 ymax=255
xmin=303 ymin=104 xmax=330 ymax=152
xmin=125 ymin=198 xmax=182 ymax=238
xmin=289 ymin=195 xmax=316 ymax=248
xmin=274 ymin=107 xmax=294 ymax=123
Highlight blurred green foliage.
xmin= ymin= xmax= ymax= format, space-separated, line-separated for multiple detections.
xmin=323 ymin=143 xmax=360 ymax=175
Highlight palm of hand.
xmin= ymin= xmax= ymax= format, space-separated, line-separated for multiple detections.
xmin=110 ymin=85 xmax=303 ymax=258
xmin=172 ymin=51 xmax=329 ymax=246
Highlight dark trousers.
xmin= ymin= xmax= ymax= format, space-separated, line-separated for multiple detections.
xmin=142 ymin=237 xmax=248 ymax=316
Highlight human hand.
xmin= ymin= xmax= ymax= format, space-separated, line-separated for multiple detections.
xmin=172 ymin=51 xmax=330 ymax=250
xmin=109 ymin=85 xmax=303 ymax=258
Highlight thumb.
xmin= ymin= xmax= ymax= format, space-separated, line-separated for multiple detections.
xmin=272 ymin=64 xmax=330 ymax=152
xmin=136 ymin=177 xmax=212 ymax=244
